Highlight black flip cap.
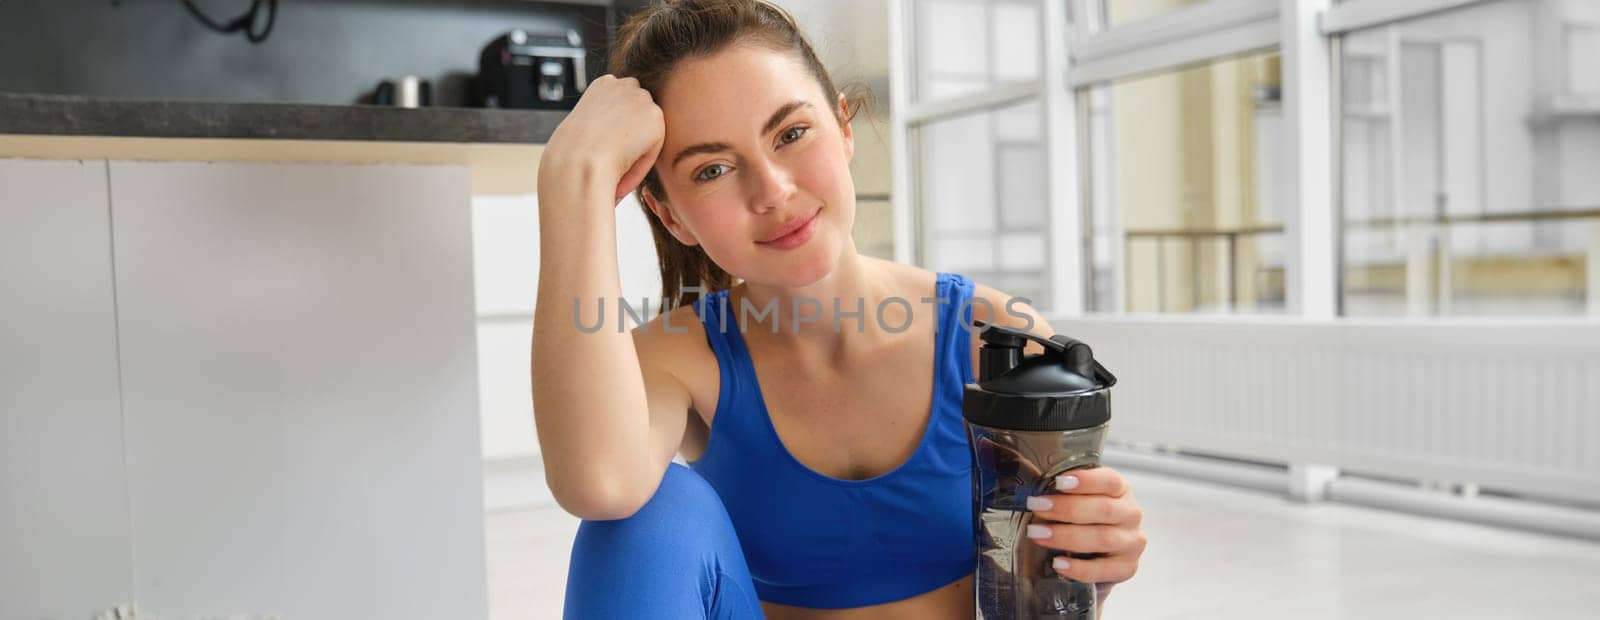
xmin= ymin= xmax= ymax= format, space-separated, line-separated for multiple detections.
xmin=963 ymin=321 xmax=1116 ymax=432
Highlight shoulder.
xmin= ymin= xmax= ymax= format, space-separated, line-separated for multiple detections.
xmin=628 ymin=302 xmax=722 ymax=438
xmin=967 ymin=281 xmax=1053 ymax=339
xmin=864 ymin=255 xmax=941 ymax=299
xmin=963 ymin=280 xmax=1055 ymax=365
xmin=630 ymin=301 xmax=715 ymax=376
xmin=862 ymin=257 xmax=1053 ymax=338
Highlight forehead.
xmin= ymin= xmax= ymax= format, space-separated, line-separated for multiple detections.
xmin=656 ymin=44 xmax=824 ymax=141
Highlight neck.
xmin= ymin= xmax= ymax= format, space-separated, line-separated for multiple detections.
xmin=732 ymin=242 xmax=894 ymax=346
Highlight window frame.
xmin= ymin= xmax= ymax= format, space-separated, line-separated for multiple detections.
xmin=889 ymin=0 xmax=1515 ymax=319
xmin=890 ymin=0 xmax=1067 ymax=312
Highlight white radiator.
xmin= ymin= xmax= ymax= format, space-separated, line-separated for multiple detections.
xmin=1056 ymin=316 xmax=1600 ymax=504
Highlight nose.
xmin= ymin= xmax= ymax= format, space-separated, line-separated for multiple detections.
xmin=745 ymin=156 xmax=798 ymax=214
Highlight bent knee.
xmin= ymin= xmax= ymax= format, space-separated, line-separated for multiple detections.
xmin=647 ymin=463 xmax=722 ymax=513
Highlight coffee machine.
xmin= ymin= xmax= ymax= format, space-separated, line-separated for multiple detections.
xmin=964 ymin=321 xmax=1117 ymax=619
xmin=474 ymin=29 xmax=588 ymax=110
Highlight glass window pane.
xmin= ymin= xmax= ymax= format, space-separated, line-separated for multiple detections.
xmin=921 ymin=112 xmax=997 ymax=235
xmin=1339 ymin=1 xmax=1600 ymax=318
xmin=999 ymin=233 xmax=1046 ymax=269
xmin=913 ymin=0 xmax=1042 ymax=103
xmin=914 ymin=99 xmax=1051 ymax=307
xmin=936 ymin=238 xmax=997 ymax=271
xmin=1569 ymin=24 xmax=1600 ymax=94
xmin=991 ymin=3 xmax=1041 ymax=81
xmin=998 ymin=142 xmax=1046 ymax=229
xmin=1079 ymin=51 xmax=1285 ymax=314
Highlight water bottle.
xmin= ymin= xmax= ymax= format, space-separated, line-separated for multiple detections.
xmin=964 ymin=320 xmax=1117 ymax=619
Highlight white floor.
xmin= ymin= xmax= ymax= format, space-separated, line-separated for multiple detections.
xmin=484 ymin=469 xmax=1600 ymax=619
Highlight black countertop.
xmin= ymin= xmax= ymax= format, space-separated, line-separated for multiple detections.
xmin=0 ymin=92 xmax=564 ymax=143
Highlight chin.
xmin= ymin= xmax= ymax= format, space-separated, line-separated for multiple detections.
xmin=778 ymin=243 xmax=839 ymax=287
xmin=758 ymin=232 xmax=841 ymax=289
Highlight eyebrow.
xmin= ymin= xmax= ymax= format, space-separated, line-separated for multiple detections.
xmin=670 ymin=100 xmax=813 ymax=170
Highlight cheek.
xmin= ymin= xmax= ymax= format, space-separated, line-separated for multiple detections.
xmin=678 ymin=203 xmax=751 ymax=267
xmin=660 ymin=178 xmax=739 ymax=237
xmin=702 ymin=211 xmax=747 ymax=243
xmin=799 ymin=147 xmax=855 ymax=236
xmin=796 ymin=143 xmax=852 ymax=202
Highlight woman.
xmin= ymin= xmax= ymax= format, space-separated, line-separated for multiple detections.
xmin=532 ymin=1 xmax=1146 ymax=617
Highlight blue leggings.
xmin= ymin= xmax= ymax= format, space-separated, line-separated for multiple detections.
xmin=563 ymin=463 xmax=764 ymax=619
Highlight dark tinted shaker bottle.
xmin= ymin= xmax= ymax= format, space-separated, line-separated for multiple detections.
xmin=964 ymin=321 xmax=1117 ymax=619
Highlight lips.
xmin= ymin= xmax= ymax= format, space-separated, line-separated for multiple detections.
xmin=757 ymin=208 xmax=821 ymax=244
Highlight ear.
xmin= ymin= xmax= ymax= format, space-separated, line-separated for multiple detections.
xmin=836 ymin=92 xmax=855 ymax=162
xmin=640 ymin=186 xmax=700 ymax=247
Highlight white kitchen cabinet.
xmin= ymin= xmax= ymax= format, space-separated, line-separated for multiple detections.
xmin=106 ymin=161 xmax=487 ymax=619
xmin=0 ymin=158 xmax=134 ymax=619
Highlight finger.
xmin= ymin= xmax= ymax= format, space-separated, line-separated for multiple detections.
xmin=1025 ymin=523 xmax=1146 ymax=556
xmin=1050 ymin=553 xmax=1140 ymax=585
xmin=1053 ymin=466 xmax=1130 ymax=497
xmin=614 ymin=106 xmax=666 ymax=203
xmin=614 ymin=154 xmax=652 ymax=202
xmin=1026 ymin=493 xmax=1140 ymax=526
xmin=614 ymin=128 xmax=664 ymax=202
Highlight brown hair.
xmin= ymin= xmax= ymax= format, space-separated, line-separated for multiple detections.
xmin=609 ymin=0 xmax=873 ymax=310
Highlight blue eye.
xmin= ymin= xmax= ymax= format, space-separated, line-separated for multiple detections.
xmin=781 ymin=126 xmax=809 ymax=144
xmin=695 ymin=164 xmax=728 ymax=183
xmin=691 ymin=127 xmax=808 ymax=184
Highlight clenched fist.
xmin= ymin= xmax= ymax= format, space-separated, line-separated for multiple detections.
xmin=538 ymin=74 xmax=667 ymax=206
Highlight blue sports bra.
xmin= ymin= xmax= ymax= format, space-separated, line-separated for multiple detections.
xmin=688 ymin=272 xmax=977 ymax=609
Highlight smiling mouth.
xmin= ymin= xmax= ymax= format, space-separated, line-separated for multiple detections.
xmin=757 ymin=208 xmax=821 ymax=244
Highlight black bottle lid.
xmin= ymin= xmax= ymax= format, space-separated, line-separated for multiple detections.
xmin=962 ymin=320 xmax=1117 ymax=432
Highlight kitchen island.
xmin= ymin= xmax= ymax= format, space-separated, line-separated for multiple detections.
xmin=1 ymin=92 xmax=562 ymax=619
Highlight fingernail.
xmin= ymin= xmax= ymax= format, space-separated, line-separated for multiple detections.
xmin=1026 ymin=496 xmax=1053 ymax=511
xmin=1056 ymin=475 xmax=1080 ymax=491
xmin=1053 ymin=557 xmax=1071 ymax=571
xmin=1026 ymin=524 xmax=1052 ymax=539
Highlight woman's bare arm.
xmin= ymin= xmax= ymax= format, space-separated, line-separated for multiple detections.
xmin=530 ymin=75 xmax=686 ymax=521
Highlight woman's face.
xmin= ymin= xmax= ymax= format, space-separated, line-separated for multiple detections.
xmin=646 ymin=43 xmax=856 ymax=289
